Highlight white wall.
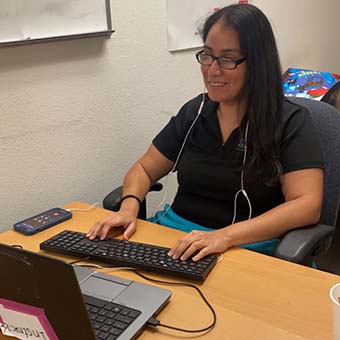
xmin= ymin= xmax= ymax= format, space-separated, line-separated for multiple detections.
xmin=254 ymin=0 xmax=340 ymax=73
xmin=1 ymin=0 xmax=339 ymax=232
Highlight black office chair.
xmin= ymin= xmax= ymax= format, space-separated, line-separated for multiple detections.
xmin=321 ymin=81 xmax=340 ymax=111
xmin=272 ymin=97 xmax=340 ymax=268
xmin=103 ymin=97 xmax=340 ymax=269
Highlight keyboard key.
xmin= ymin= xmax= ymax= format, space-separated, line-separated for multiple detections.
xmin=115 ymin=314 xmax=133 ymax=324
xmin=107 ymin=336 xmax=118 ymax=340
xmin=97 ymin=332 xmax=109 ymax=340
xmin=113 ymin=321 xmax=127 ymax=330
xmin=83 ymin=295 xmax=106 ymax=308
xmin=109 ymin=328 xmax=121 ymax=336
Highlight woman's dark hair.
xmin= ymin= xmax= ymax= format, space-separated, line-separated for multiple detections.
xmin=202 ymin=4 xmax=284 ymax=185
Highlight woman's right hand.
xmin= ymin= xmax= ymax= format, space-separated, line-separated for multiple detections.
xmin=87 ymin=144 xmax=174 ymax=242
xmin=86 ymin=210 xmax=137 ymax=241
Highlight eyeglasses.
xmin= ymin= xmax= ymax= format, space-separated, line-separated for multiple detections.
xmin=195 ymin=50 xmax=246 ymax=70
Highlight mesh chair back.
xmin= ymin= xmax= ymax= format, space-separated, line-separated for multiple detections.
xmin=289 ymin=97 xmax=340 ymax=227
xmin=321 ymin=81 xmax=340 ymax=111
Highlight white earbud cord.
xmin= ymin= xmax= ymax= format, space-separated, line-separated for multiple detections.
xmin=231 ymin=120 xmax=252 ymax=224
xmin=151 ymin=93 xmax=252 ymax=227
xmin=151 ymin=92 xmax=206 ymax=223
xmin=171 ymin=93 xmax=206 ymax=174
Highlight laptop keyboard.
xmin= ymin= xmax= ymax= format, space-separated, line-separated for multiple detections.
xmin=40 ymin=230 xmax=217 ymax=281
xmin=84 ymin=294 xmax=141 ymax=340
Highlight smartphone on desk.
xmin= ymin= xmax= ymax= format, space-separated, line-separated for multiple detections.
xmin=13 ymin=207 xmax=72 ymax=235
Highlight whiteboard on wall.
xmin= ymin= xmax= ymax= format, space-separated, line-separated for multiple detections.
xmin=0 ymin=0 xmax=113 ymax=46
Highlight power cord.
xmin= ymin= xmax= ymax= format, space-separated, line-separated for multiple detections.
xmin=136 ymin=271 xmax=216 ymax=334
xmin=69 ymin=257 xmax=91 ymax=265
xmin=66 ymin=202 xmax=99 ymax=212
xmin=72 ymin=262 xmax=217 ymax=334
xmin=10 ymin=244 xmax=23 ymax=249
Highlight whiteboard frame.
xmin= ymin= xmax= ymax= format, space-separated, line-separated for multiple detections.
xmin=0 ymin=0 xmax=113 ymax=47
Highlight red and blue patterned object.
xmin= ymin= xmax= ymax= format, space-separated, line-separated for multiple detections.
xmin=283 ymin=68 xmax=340 ymax=100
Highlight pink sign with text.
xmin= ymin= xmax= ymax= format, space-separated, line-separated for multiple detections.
xmin=0 ymin=298 xmax=58 ymax=340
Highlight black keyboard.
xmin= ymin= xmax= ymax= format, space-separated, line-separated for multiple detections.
xmin=84 ymin=294 xmax=141 ymax=340
xmin=40 ymin=230 xmax=217 ymax=281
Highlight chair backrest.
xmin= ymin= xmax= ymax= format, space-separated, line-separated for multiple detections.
xmin=289 ymin=97 xmax=340 ymax=227
xmin=292 ymin=97 xmax=340 ymax=274
xmin=321 ymin=81 xmax=340 ymax=111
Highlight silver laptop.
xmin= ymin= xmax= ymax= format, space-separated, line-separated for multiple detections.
xmin=0 ymin=243 xmax=171 ymax=340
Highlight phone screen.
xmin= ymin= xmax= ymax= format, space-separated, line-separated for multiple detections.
xmin=24 ymin=209 xmax=69 ymax=228
xmin=14 ymin=208 xmax=72 ymax=234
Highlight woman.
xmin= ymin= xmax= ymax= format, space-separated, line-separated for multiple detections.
xmin=87 ymin=4 xmax=323 ymax=262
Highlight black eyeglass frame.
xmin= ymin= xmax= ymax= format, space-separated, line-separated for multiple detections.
xmin=195 ymin=50 xmax=246 ymax=70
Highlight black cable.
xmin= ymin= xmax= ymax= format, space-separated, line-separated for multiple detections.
xmin=70 ymin=262 xmax=217 ymax=334
xmin=134 ymin=271 xmax=216 ymax=334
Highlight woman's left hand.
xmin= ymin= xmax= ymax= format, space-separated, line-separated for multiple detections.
xmin=168 ymin=229 xmax=232 ymax=262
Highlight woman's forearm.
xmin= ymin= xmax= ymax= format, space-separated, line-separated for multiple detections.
xmin=224 ymin=195 xmax=321 ymax=247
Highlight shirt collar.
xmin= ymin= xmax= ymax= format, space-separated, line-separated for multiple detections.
xmin=200 ymin=95 xmax=219 ymax=119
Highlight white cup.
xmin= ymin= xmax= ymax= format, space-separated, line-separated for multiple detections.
xmin=330 ymin=283 xmax=340 ymax=340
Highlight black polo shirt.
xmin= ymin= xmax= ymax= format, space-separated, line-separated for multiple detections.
xmin=152 ymin=94 xmax=323 ymax=229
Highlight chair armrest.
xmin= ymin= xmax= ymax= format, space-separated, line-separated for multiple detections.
xmin=103 ymin=186 xmax=123 ymax=212
xmin=273 ymin=223 xmax=335 ymax=264
xmin=102 ymin=183 xmax=163 ymax=219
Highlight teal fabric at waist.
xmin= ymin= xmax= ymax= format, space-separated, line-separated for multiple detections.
xmin=148 ymin=204 xmax=279 ymax=256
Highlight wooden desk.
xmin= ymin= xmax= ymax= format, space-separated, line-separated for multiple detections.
xmin=0 ymin=201 xmax=339 ymax=340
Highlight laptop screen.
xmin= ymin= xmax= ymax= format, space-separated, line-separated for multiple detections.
xmin=0 ymin=244 xmax=96 ymax=339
